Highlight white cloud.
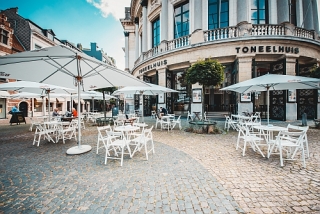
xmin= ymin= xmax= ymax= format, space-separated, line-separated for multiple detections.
xmin=86 ymin=0 xmax=131 ymax=20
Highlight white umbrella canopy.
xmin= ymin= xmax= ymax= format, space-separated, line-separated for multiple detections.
xmin=220 ymin=73 xmax=320 ymax=124
xmin=112 ymin=83 xmax=178 ymax=96
xmin=112 ymin=83 xmax=178 ymax=117
xmin=0 ymin=44 xmax=149 ymax=155
xmin=0 ymin=91 xmax=10 ymax=98
xmin=72 ymin=91 xmax=117 ymax=112
xmin=0 ymin=81 xmax=75 ymax=121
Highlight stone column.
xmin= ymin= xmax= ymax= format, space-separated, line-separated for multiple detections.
xmin=237 ymin=55 xmax=255 ymax=114
xmin=268 ymin=0 xmax=278 ymax=24
xmin=296 ymin=0 xmax=303 ymax=27
xmin=311 ymin=0 xmax=319 ymax=32
xmin=277 ymin=0 xmax=289 ymax=23
xmin=285 ymin=55 xmax=298 ymax=121
xmin=124 ymin=31 xmax=129 ymax=71
xmin=285 ymin=55 xmax=298 ymax=76
xmin=157 ymin=67 xmax=167 ymax=108
xmin=134 ymin=17 xmax=140 ymax=60
xmin=229 ymin=0 xmax=237 ymax=26
xmin=193 ymin=0 xmax=202 ymax=31
xmin=160 ymin=0 xmax=168 ymax=41
xmin=157 ymin=67 xmax=166 ymax=87
xmin=237 ymin=0 xmax=250 ymax=23
xmin=141 ymin=0 xmax=148 ymax=52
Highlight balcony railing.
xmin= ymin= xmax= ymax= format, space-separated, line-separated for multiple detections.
xmin=204 ymin=26 xmax=238 ymax=41
xmin=251 ymin=24 xmax=284 ymax=36
xmin=134 ymin=23 xmax=318 ymax=68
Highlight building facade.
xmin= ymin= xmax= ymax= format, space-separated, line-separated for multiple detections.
xmin=120 ymin=0 xmax=320 ymax=120
xmin=0 ymin=7 xmax=66 ymax=119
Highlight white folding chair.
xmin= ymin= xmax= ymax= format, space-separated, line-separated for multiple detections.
xmin=130 ymin=126 xmax=155 ymax=160
xmin=33 ymin=123 xmax=56 ymax=146
xmin=224 ymin=115 xmax=238 ymax=131
xmin=104 ymin=132 xmax=132 ymax=166
xmin=29 ymin=117 xmax=41 ymax=131
xmin=287 ymin=124 xmax=309 ymax=158
xmin=97 ymin=126 xmax=120 ymax=154
xmin=268 ymin=130 xmax=306 ymax=168
xmin=236 ymin=124 xmax=265 ymax=157
xmin=56 ymin=122 xmax=76 ymax=144
xmin=160 ymin=117 xmax=171 ymax=131
xmin=187 ymin=111 xmax=193 ymax=121
xmin=155 ymin=113 xmax=162 ymax=129
xmin=171 ymin=115 xmax=182 ymax=130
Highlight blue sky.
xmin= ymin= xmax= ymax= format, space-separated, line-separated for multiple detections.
xmin=1 ymin=0 xmax=131 ymax=70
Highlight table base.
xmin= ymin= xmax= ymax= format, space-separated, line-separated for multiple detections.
xmin=66 ymin=145 xmax=92 ymax=155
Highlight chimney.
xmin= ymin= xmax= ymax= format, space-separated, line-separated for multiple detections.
xmin=125 ymin=7 xmax=131 ymax=20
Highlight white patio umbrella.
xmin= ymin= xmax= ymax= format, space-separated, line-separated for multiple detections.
xmin=0 ymin=81 xmax=75 ymax=121
xmin=0 ymin=91 xmax=10 ymax=98
xmin=0 ymin=44 xmax=149 ymax=155
xmin=220 ymin=73 xmax=320 ymax=124
xmin=72 ymin=90 xmax=116 ymax=113
xmin=112 ymin=83 xmax=178 ymax=118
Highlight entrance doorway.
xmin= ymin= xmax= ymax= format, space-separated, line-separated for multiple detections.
xmin=0 ymin=98 xmax=6 ymax=119
xmin=19 ymin=102 xmax=28 ymax=117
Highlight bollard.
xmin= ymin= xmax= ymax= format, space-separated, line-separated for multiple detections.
xmin=302 ymin=112 xmax=307 ymax=126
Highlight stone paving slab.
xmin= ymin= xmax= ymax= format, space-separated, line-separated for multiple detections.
xmin=0 ymin=122 xmax=242 ymax=214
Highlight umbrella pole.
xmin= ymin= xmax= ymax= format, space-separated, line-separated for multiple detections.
xmin=77 ymin=83 xmax=81 ymax=148
xmin=48 ymin=91 xmax=51 ymax=121
xmin=140 ymin=93 xmax=144 ymax=122
xmin=92 ymin=97 xmax=94 ymax=112
xmin=103 ymin=91 xmax=106 ymax=125
xmin=267 ymin=87 xmax=270 ymax=125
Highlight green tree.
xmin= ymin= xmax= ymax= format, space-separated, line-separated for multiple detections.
xmin=186 ymin=58 xmax=224 ymax=119
xmin=310 ymin=65 xmax=320 ymax=79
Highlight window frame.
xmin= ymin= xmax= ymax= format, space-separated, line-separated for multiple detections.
xmin=174 ymin=1 xmax=190 ymax=39
xmin=251 ymin=0 xmax=268 ymax=24
xmin=152 ymin=17 xmax=160 ymax=48
xmin=208 ymin=0 xmax=229 ymax=30
xmin=0 ymin=29 xmax=9 ymax=45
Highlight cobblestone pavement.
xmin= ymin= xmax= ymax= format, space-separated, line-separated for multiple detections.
xmin=0 ymin=116 xmax=319 ymax=213
xmin=0 ymin=119 xmax=242 ymax=214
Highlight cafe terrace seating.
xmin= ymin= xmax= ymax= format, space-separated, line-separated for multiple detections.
xmin=130 ymin=126 xmax=155 ymax=160
xmin=268 ymin=130 xmax=306 ymax=168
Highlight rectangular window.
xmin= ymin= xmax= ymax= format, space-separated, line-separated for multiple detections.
xmin=152 ymin=18 xmax=160 ymax=47
xmin=208 ymin=0 xmax=229 ymax=29
xmin=251 ymin=0 xmax=268 ymax=24
xmin=174 ymin=1 xmax=189 ymax=39
xmin=0 ymin=29 xmax=9 ymax=45
xmin=289 ymin=0 xmax=297 ymax=25
xmin=34 ymin=44 xmax=42 ymax=50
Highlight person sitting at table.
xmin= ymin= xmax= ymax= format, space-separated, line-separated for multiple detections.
xmin=160 ymin=107 xmax=167 ymax=117
xmin=72 ymin=108 xmax=78 ymax=117
xmin=52 ymin=108 xmax=59 ymax=117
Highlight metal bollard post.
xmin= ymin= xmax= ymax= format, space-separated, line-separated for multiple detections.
xmin=302 ymin=112 xmax=307 ymax=126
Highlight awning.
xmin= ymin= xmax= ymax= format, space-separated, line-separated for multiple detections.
xmin=56 ymin=97 xmax=65 ymax=103
xmin=0 ymin=91 xmax=10 ymax=98
xmin=35 ymin=98 xmax=45 ymax=103
xmin=73 ymin=99 xmax=85 ymax=104
xmin=47 ymin=98 xmax=56 ymax=102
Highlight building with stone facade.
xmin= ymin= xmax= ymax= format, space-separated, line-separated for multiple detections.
xmin=120 ymin=0 xmax=320 ymax=121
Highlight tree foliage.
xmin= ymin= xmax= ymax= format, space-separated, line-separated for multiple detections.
xmin=186 ymin=58 xmax=224 ymax=87
xmin=310 ymin=65 xmax=320 ymax=79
